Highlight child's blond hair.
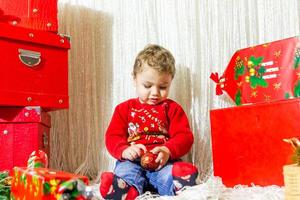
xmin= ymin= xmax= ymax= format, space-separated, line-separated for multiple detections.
xmin=133 ymin=44 xmax=175 ymax=78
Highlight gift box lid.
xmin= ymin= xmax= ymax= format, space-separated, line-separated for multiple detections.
xmin=0 ymin=106 xmax=51 ymax=127
xmin=211 ymin=36 xmax=300 ymax=105
xmin=0 ymin=22 xmax=70 ymax=49
xmin=0 ymin=0 xmax=58 ymax=32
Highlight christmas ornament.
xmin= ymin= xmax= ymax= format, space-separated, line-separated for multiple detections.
xmin=140 ymin=152 xmax=159 ymax=171
xmin=27 ymin=150 xmax=48 ymax=168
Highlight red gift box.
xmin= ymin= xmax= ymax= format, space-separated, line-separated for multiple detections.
xmin=0 ymin=106 xmax=50 ymax=171
xmin=10 ymin=167 xmax=89 ymax=200
xmin=211 ymin=36 xmax=300 ymax=105
xmin=0 ymin=0 xmax=58 ymax=32
xmin=0 ymin=23 xmax=70 ymax=110
xmin=210 ymin=99 xmax=300 ymax=187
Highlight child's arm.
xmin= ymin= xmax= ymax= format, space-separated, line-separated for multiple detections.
xmin=105 ymin=105 xmax=131 ymax=160
xmin=164 ymin=103 xmax=194 ymax=160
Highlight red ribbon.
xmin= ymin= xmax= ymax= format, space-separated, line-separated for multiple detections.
xmin=210 ymin=72 xmax=224 ymax=95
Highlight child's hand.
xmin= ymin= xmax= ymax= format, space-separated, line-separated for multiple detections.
xmin=151 ymin=146 xmax=171 ymax=170
xmin=121 ymin=144 xmax=147 ymax=161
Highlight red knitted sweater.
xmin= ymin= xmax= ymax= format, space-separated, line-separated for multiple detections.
xmin=105 ymin=98 xmax=194 ymax=160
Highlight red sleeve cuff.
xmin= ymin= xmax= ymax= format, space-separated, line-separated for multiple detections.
xmin=164 ymin=143 xmax=176 ymax=160
xmin=113 ymin=144 xmax=129 ymax=160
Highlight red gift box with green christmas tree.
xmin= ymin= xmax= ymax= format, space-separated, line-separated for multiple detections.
xmin=10 ymin=167 xmax=89 ymax=200
xmin=211 ymin=36 xmax=300 ymax=105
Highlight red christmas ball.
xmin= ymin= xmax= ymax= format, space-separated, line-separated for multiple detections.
xmin=140 ymin=152 xmax=159 ymax=171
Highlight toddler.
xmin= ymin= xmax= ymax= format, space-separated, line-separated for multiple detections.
xmin=100 ymin=44 xmax=198 ymax=199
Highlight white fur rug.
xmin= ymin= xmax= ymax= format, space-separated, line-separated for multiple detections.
xmin=92 ymin=176 xmax=284 ymax=200
xmin=136 ymin=177 xmax=284 ymax=200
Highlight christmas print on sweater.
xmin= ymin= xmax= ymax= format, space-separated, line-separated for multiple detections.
xmin=127 ymin=102 xmax=169 ymax=145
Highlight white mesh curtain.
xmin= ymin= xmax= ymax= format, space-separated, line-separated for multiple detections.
xmin=51 ymin=0 xmax=300 ymax=181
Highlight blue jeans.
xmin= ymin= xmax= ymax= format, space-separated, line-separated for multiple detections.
xmin=114 ymin=160 xmax=175 ymax=195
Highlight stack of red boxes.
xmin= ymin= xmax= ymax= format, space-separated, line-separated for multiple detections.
xmin=210 ymin=36 xmax=300 ymax=187
xmin=0 ymin=1 xmax=70 ymax=171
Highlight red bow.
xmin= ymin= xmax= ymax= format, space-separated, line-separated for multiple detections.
xmin=210 ymin=72 xmax=224 ymax=95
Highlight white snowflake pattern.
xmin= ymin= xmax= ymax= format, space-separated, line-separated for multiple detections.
xmin=131 ymin=112 xmax=136 ymax=117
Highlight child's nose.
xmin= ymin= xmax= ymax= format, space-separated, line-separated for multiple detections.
xmin=151 ymin=87 xmax=159 ymax=95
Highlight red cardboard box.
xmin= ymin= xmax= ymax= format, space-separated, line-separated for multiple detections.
xmin=0 ymin=107 xmax=51 ymax=171
xmin=210 ymin=98 xmax=300 ymax=187
xmin=0 ymin=0 xmax=58 ymax=32
xmin=0 ymin=23 xmax=70 ymax=110
xmin=10 ymin=167 xmax=89 ymax=200
xmin=211 ymin=36 xmax=300 ymax=105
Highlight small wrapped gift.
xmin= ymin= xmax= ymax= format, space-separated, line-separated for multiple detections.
xmin=283 ymin=137 xmax=300 ymax=200
xmin=10 ymin=167 xmax=89 ymax=200
xmin=283 ymin=164 xmax=300 ymax=200
xmin=211 ymin=36 xmax=300 ymax=105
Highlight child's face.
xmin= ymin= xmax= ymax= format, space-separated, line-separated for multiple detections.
xmin=135 ymin=64 xmax=172 ymax=105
